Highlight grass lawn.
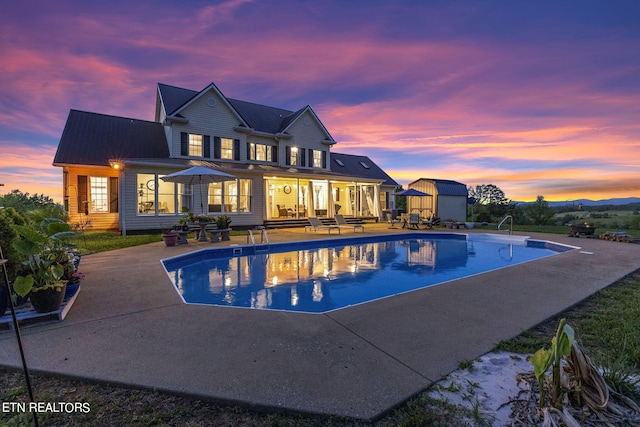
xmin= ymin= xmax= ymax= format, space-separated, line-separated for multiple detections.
xmin=1 ymin=229 xmax=638 ymax=426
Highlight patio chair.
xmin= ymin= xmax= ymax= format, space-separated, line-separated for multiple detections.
xmin=334 ymin=214 xmax=364 ymax=233
xmin=384 ymin=211 xmax=400 ymax=229
xmin=421 ymin=214 xmax=441 ymax=230
xmin=305 ymin=217 xmax=341 ymax=234
xmin=408 ymin=213 xmax=420 ymax=229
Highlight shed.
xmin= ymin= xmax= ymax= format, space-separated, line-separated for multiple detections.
xmin=408 ymin=178 xmax=468 ymax=221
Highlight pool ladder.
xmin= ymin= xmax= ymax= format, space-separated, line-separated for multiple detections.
xmin=247 ymin=227 xmax=270 ymax=252
xmin=498 ymin=215 xmax=513 ymax=235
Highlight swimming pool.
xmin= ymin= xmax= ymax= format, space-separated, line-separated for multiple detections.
xmin=162 ymin=233 xmax=575 ymax=313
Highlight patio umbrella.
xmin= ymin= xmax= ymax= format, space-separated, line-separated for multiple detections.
xmin=394 ymin=188 xmax=433 ymax=214
xmin=161 ymin=166 xmax=236 ymax=213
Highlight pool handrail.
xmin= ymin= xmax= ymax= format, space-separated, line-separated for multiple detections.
xmin=498 ymin=215 xmax=513 ymax=235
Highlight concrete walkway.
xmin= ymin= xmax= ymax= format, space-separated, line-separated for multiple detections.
xmin=1 ymin=225 xmax=640 ymax=421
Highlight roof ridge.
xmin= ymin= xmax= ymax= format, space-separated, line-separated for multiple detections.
xmin=69 ymin=109 xmax=160 ymax=125
xmin=227 ymin=97 xmax=295 ymax=114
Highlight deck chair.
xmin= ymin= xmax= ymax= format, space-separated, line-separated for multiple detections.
xmin=408 ymin=213 xmax=420 ymax=229
xmin=305 ymin=217 xmax=341 ymax=234
xmin=384 ymin=212 xmax=400 ymax=229
xmin=334 ymin=214 xmax=364 ymax=232
xmin=421 ymin=214 xmax=441 ymax=230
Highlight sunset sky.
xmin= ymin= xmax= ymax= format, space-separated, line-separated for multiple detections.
xmin=1 ymin=0 xmax=639 ymax=203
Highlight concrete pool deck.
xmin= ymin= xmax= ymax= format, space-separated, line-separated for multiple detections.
xmin=1 ymin=225 xmax=640 ymax=421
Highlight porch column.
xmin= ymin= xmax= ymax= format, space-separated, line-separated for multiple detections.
xmin=327 ymin=181 xmax=335 ymax=218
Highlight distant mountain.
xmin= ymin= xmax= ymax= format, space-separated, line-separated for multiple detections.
xmin=515 ymin=197 xmax=640 ymax=207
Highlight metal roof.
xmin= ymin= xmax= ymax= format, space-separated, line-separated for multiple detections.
xmin=330 ymin=152 xmax=399 ymax=187
xmin=227 ymin=98 xmax=297 ymax=135
xmin=412 ymin=178 xmax=468 ymax=196
xmin=53 ymin=110 xmax=169 ymax=167
xmin=157 ymin=83 xmax=198 ymax=116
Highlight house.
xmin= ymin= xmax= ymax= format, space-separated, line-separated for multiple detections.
xmin=407 ymin=178 xmax=468 ymax=221
xmin=53 ymin=82 xmax=399 ymax=233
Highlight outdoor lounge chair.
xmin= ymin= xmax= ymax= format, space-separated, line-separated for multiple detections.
xmin=305 ymin=217 xmax=341 ymax=234
xmin=421 ymin=214 xmax=441 ymax=230
xmin=408 ymin=213 xmax=420 ymax=229
xmin=334 ymin=214 xmax=364 ymax=232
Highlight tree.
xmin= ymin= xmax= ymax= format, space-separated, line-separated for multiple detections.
xmin=468 ymin=184 xmax=509 ymax=206
xmin=525 ymin=195 xmax=555 ymax=225
xmin=0 ymin=189 xmax=65 ymax=221
xmin=468 ymin=184 xmax=511 ymax=223
xmin=394 ymin=186 xmax=406 ymax=212
xmin=0 ymin=189 xmax=56 ymax=212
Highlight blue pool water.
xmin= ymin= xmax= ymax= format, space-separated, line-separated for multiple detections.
xmin=162 ymin=233 xmax=574 ymax=313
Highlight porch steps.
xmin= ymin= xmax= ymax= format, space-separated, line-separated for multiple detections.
xmin=263 ymin=217 xmax=365 ymax=229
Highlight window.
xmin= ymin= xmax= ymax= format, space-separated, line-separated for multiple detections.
xmin=220 ymin=138 xmax=233 ymax=159
xmin=208 ymin=179 xmax=252 ymax=213
xmin=214 ymin=137 xmax=239 ymax=160
xmin=238 ymin=179 xmax=251 ymax=212
xmin=181 ymin=133 xmax=211 ymax=158
xmin=157 ymin=175 xmax=176 ymax=214
xmin=90 ymin=177 xmax=108 ymax=212
xmin=334 ymin=158 xmax=344 ymax=167
xmin=77 ymin=175 xmax=118 ymax=214
xmin=286 ymin=146 xmax=306 ymax=167
xmin=313 ymin=150 xmax=323 ymax=168
xmin=137 ymin=173 xmax=156 ymax=215
xmin=248 ymin=143 xmax=273 ymax=162
xmin=359 ymin=161 xmax=370 ymax=169
xmin=178 ymin=184 xmax=192 ymax=213
xmin=189 ymin=134 xmax=202 ymax=156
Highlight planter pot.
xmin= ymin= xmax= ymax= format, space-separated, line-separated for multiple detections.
xmin=221 ymin=229 xmax=231 ymax=241
xmin=29 ymin=283 xmax=67 ymax=313
xmin=163 ymin=233 xmax=179 ymax=246
xmin=465 ymin=222 xmax=475 ymax=229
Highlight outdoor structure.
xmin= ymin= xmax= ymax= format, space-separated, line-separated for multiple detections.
xmin=407 ymin=178 xmax=468 ymax=222
xmin=53 ymin=82 xmax=398 ymax=233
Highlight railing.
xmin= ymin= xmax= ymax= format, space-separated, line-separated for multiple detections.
xmin=247 ymin=227 xmax=270 ymax=250
xmin=498 ymin=215 xmax=513 ymax=235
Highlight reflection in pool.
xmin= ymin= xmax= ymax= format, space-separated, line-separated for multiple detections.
xmin=162 ymin=234 xmax=573 ymax=313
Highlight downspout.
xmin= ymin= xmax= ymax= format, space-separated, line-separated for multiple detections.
xmin=120 ymin=171 xmax=126 ymax=236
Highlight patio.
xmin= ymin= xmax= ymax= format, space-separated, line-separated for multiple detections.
xmin=1 ymin=225 xmax=640 ymax=421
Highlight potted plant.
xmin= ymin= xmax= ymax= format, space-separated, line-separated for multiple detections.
xmin=11 ymin=221 xmax=76 ymax=313
xmin=13 ymin=251 xmax=69 ymax=313
xmin=215 ymin=215 xmax=232 ymax=241
xmin=161 ymin=225 xmax=179 ymax=247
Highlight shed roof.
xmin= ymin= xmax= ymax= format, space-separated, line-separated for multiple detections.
xmin=53 ymin=110 xmax=169 ymax=167
xmin=410 ymin=178 xmax=468 ymax=196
